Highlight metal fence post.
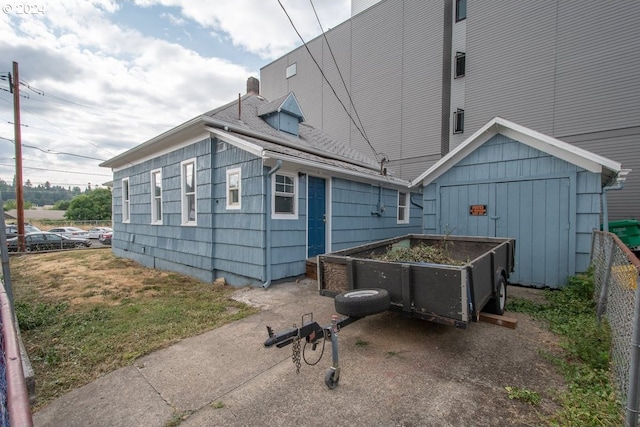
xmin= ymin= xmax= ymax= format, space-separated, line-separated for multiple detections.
xmin=625 ymin=274 xmax=640 ymax=426
xmin=597 ymin=238 xmax=615 ymax=322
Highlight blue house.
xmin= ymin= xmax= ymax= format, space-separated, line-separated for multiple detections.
xmin=412 ymin=117 xmax=626 ymax=289
xmin=100 ymin=78 xmax=421 ymax=286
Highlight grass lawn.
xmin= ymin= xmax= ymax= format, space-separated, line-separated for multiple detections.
xmin=9 ymin=249 xmax=258 ymax=410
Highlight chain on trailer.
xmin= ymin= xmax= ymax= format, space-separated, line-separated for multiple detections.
xmin=264 ymin=312 xmax=359 ymax=389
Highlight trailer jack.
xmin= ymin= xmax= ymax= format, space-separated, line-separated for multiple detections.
xmin=264 ymin=313 xmax=359 ymax=389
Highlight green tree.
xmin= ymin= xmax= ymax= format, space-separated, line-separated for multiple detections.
xmin=64 ymin=188 xmax=112 ymax=220
xmin=52 ymin=200 xmax=71 ymax=210
xmin=3 ymin=199 xmax=16 ymax=211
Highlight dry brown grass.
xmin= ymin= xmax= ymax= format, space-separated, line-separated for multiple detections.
xmin=12 ymin=250 xmax=171 ymax=307
xmin=10 ymin=249 xmax=257 ymax=409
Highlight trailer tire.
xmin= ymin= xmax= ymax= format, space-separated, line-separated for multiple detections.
xmin=325 ymin=368 xmax=339 ymax=389
xmin=485 ymin=275 xmax=507 ymax=315
xmin=334 ymin=288 xmax=390 ymax=318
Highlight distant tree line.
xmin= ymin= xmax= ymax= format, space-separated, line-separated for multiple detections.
xmin=0 ymin=178 xmax=83 ymax=207
xmin=0 ymin=178 xmax=112 ymax=220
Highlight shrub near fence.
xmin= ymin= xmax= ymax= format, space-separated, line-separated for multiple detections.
xmin=591 ymin=231 xmax=640 ymax=426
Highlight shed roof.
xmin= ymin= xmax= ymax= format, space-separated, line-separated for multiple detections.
xmin=411 ymin=117 xmax=624 ymax=188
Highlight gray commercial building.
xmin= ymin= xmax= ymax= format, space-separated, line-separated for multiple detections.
xmin=260 ymin=0 xmax=640 ymax=220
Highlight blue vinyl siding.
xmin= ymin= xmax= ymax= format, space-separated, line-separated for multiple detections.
xmin=111 ymin=138 xmax=421 ymax=286
xmin=422 ymin=134 xmax=602 ymax=288
xmin=331 ymin=178 xmax=421 ymax=250
xmin=270 ymin=172 xmax=306 ymax=279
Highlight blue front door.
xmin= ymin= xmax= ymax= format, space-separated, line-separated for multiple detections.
xmin=307 ymin=176 xmax=326 ymax=257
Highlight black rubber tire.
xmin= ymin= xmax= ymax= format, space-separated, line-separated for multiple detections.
xmin=334 ymin=288 xmax=391 ymax=318
xmin=74 ymin=242 xmax=85 ymax=248
xmin=325 ymin=368 xmax=339 ymax=389
xmin=484 ymin=275 xmax=507 ymax=315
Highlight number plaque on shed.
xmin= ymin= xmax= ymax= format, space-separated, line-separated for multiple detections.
xmin=469 ymin=204 xmax=487 ymax=216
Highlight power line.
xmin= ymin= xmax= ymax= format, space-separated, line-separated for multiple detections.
xmin=276 ymin=0 xmax=381 ymax=163
xmin=16 ymin=102 xmax=117 ymax=157
xmin=308 ymin=0 xmax=370 ymax=144
xmin=0 ymin=135 xmax=106 ymax=161
xmin=0 ymin=163 xmax=110 ymax=177
xmin=0 ymin=89 xmax=117 ymax=158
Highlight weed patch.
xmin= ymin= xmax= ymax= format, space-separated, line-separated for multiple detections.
xmin=507 ymin=269 xmax=623 ymax=425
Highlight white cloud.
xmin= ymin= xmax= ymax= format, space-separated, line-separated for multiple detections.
xmin=0 ymin=0 xmax=351 ymax=188
xmin=133 ymin=0 xmax=351 ymax=58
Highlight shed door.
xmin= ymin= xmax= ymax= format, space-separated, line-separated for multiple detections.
xmin=440 ymin=178 xmax=571 ymax=288
xmin=307 ymin=176 xmax=326 ymax=258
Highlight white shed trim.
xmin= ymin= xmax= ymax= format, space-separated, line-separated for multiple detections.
xmin=411 ymin=117 xmax=623 ymax=188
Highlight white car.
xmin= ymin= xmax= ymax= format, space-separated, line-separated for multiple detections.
xmin=47 ymin=227 xmax=90 ymax=238
xmin=86 ymin=227 xmax=113 ymax=239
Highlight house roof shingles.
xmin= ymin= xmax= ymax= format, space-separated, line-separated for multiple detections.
xmin=102 ymin=92 xmax=407 ymax=186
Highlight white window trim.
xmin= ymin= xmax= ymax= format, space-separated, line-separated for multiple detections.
xmin=226 ymin=167 xmax=242 ymax=210
xmin=272 ymin=172 xmax=298 ymax=220
xmin=397 ymin=191 xmax=410 ymax=224
xmin=150 ymin=168 xmax=163 ymax=224
xmin=122 ymin=177 xmax=130 ymax=223
xmin=181 ymin=158 xmax=197 ymax=225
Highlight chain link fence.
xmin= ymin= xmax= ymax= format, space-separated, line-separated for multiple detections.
xmin=591 ymin=231 xmax=640 ymax=425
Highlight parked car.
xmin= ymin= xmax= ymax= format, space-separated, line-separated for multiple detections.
xmin=7 ymin=231 xmax=92 ymax=252
xmin=99 ymin=231 xmax=112 ymax=246
xmin=47 ymin=227 xmax=89 ymax=238
xmin=86 ymin=227 xmax=113 ymax=239
xmin=5 ymin=224 xmax=41 ymax=238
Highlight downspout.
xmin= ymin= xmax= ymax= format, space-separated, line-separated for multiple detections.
xmin=602 ymin=169 xmax=631 ymax=232
xmin=262 ymin=160 xmax=282 ymax=289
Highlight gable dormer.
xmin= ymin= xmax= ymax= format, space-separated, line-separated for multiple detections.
xmin=258 ymin=92 xmax=305 ymax=136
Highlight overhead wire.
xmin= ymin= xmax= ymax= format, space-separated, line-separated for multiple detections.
xmin=0 ymin=163 xmax=110 ymax=177
xmin=308 ymin=0 xmax=370 ymax=144
xmin=276 ymin=0 xmax=381 ymax=163
xmin=0 ymin=135 xmax=106 ymax=161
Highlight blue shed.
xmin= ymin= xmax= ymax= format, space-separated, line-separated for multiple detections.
xmin=100 ymin=79 xmax=421 ymax=286
xmin=412 ymin=117 xmax=626 ymax=288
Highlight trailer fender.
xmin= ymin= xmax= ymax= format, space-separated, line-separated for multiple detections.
xmin=334 ymin=288 xmax=391 ymax=318
xmin=484 ymin=269 xmax=508 ymax=315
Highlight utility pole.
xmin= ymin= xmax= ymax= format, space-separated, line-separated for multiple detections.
xmin=10 ymin=61 xmax=25 ymax=251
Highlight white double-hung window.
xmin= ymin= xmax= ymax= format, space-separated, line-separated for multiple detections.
xmin=397 ymin=191 xmax=409 ymax=224
xmin=226 ymin=168 xmax=241 ymax=210
xmin=272 ymin=173 xmax=297 ymax=219
xmin=181 ymin=159 xmax=197 ymax=225
xmin=151 ymin=169 xmax=162 ymax=224
xmin=122 ymin=177 xmax=130 ymax=223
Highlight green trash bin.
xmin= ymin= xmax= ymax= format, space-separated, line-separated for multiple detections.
xmin=605 ymin=219 xmax=640 ymax=250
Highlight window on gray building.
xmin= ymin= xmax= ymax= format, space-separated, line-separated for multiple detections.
xmin=453 ymin=109 xmax=465 ymax=134
xmin=456 ymin=0 xmax=467 ymax=22
xmin=455 ymin=52 xmax=466 ymax=78
xmin=286 ymin=63 xmax=297 ymax=79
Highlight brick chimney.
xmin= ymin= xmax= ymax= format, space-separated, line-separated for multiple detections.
xmin=246 ymin=77 xmax=260 ymax=95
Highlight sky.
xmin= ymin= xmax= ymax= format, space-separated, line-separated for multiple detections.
xmin=0 ymin=0 xmax=351 ymax=193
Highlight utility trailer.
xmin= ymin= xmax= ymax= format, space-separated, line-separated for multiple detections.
xmin=317 ymin=234 xmax=516 ymax=329
xmin=264 ymin=234 xmax=515 ymax=389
